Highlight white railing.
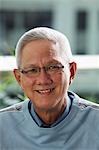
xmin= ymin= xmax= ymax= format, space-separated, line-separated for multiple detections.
xmin=0 ymin=56 xmax=16 ymax=71
xmin=0 ymin=55 xmax=99 ymax=71
xmin=74 ymin=55 xmax=99 ymax=69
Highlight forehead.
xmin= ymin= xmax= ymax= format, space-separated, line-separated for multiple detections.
xmin=21 ymin=39 xmax=64 ymax=66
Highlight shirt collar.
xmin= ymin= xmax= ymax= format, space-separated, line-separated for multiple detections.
xmin=29 ymin=96 xmax=71 ymax=127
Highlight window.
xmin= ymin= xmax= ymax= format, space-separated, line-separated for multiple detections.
xmin=24 ymin=11 xmax=53 ymax=30
xmin=0 ymin=10 xmax=15 ymax=31
xmin=76 ymin=11 xmax=87 ymax=31
xmin=0 ymin=10 xmax=53 ymax=55
xmin=75 ymin=10 xmax=88 ymax=54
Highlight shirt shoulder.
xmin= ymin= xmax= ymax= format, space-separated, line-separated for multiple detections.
xmin=77 ymin=98 xmax=99 ymax=110
xmin=0 ymin=100 xmax=30 ymax=130
xmin=68 ymin=91 xmax=99 ymax=110
xmin=0 ymin=100 xmax=29 ymax=117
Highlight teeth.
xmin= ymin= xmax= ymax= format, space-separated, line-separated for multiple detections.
xmin=38 ymin=89 xmax=51 ymax=94
xmin=36 ymin=88 xmax=54 ymax=94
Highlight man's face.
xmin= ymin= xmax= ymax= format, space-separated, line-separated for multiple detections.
xmin=14 ymin=39 xmax=71 ymax=112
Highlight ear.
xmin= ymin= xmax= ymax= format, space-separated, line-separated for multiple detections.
xmin=13 ymin=69 xmax=21 ymax=85
xmin=69 ymin=62 xmax=77 ymax=85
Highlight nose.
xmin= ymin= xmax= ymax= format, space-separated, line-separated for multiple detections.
xmin=36 ymin=69 xmax=53 ymax=85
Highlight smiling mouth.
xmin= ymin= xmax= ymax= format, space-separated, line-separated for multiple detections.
xmin=36 ymin=88 xmax=54 ymax=94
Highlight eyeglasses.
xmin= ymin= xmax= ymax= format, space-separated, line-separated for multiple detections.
xmin=19 ymin=64 xmax=64 ymax=78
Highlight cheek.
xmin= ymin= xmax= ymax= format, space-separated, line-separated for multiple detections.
xmin=63 ymin=72 xmax=70 ymax=89
xmin=53 ymin=72 xmax=70 ymax=84
xmin=20 ymin=76 xmax=34 ymax=90
xmin=54 ymin=72 xmax=70 ymax=92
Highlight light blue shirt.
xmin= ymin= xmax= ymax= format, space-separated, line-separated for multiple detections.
xmin=1 ymin=91 xmax=99 ymax=150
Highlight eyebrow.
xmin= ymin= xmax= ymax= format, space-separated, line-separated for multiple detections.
xmin=22 ymin=60 xmax=62 ymax=69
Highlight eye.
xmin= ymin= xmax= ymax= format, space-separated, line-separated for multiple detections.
xmin=47 ymin=64 xmax=61 ymax=72
xmin=20 ymin=67 xmax=40 ymax=77
xmin=27 ymin=68 xmax=38 ymax=74
xmin=21 ymin=68 xmax=39 ymax=75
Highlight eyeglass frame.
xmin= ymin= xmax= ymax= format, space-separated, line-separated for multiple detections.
xmin=19 ymin=63 xmax=65 ymax=78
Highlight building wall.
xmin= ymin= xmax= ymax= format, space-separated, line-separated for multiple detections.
xmin=0 ymin=0 xmax=99 ymax=54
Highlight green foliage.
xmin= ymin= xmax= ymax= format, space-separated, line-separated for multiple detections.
xmin=79 ymin=93 xmax=99 ymax=104
xmin=0 ymin=72 xmax=15 ymax=91
xmin=0 ymin=71 xmax=24 ymax=108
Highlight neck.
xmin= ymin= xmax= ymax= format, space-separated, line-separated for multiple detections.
xmin=34 ymin=99 xmax=67 ymax=125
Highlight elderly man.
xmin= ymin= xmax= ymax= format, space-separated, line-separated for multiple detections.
xmin=0 ymin=27 xmax=99 ymax=150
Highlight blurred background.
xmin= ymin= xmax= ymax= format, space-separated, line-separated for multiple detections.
xmin=0 ymin=0 xmax=99 ymax=108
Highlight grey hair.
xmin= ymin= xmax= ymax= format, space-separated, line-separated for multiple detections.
xmin=15 ymin=27 xmax=73 ymax=68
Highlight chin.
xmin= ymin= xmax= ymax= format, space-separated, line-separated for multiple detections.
xmin=35 ymin=102 xmax=55 ymax=112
